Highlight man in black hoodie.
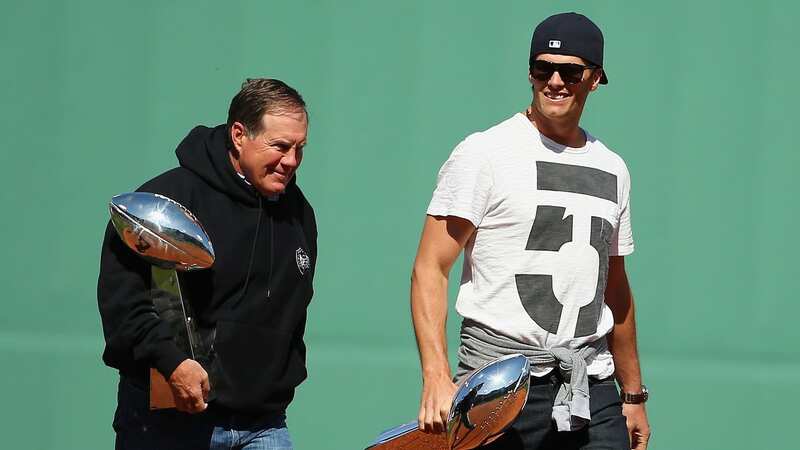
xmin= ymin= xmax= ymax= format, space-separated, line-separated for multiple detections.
xmin=97 ymin=79 xmax=316 ymax=450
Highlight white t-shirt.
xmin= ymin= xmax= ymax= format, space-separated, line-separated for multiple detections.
xmin=427 ymin=113 xmax=634 ymax=377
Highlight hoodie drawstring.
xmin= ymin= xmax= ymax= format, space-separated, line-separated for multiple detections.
xmin=236 ymin=196 xmax=262 ymax=306
xmin=267 ymin=213 xmax=274 ymax=298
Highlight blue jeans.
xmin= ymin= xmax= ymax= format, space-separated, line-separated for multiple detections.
xmin=208 ymin=424 xmax=292 ymax=450
xmin=113 ymin=377 xmax=293 ymax=450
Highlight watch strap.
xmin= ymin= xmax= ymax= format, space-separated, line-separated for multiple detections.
xmin=620 ymin=385 xmax=648 ymax=404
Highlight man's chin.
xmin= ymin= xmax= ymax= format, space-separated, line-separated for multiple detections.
xmin=254 ymin=182 xmax=286 ymax=197
xmin=255 ymin=174 xmax=295 ymax=197
xmin=543 ymin=109 xmax=579 ymax=124
xmin=533 ymin=104 xmax=569 ymax=121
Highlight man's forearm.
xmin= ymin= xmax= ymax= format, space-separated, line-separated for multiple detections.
xmin=607 ymin=303 xmax=643 ymax=392
xmin=410 ymin=265 xmax=451 ymax=380
xmin=605 ymin=256 xmax=644 ymax=393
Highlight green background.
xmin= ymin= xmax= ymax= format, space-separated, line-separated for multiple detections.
xmin=2 ymin=1 xmax=797 ymax=448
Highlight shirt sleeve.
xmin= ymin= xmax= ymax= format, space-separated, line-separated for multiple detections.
xmin=610 ymin=163 xmax=634 ymax=256
xmin=426 ymin=137 xmax=494 ymax=228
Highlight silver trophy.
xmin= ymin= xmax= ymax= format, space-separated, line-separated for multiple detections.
xmin=367 ymin=354 xmax=531 ymax=450
xmin=109 ymin=192 xmax=216 ymax=409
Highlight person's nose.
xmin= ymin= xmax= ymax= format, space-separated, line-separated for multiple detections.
xmin=281 ymin=148 xmax=299 ymax=169
xmin=547 ymin=70 xmax=566 ymax=90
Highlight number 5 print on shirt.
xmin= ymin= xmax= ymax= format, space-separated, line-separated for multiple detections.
xmin=515 ymin=162 xmax=617 ymax=338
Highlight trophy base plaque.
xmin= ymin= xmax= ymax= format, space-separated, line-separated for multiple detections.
xmin=149 ymin=368 xmax=177 ymax=410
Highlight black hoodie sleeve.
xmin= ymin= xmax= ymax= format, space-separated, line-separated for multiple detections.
xmin=97 ymin=221 xmax=189 ymax=379
xmin=97 ymin=168 xmax=199 ymax=379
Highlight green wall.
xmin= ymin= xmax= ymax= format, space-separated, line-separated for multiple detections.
xmin=2 ymin=1 xmax=797 ymax=448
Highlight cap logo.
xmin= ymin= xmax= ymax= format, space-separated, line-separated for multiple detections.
xmin=548 ymin=40 xmax=562 ymax=48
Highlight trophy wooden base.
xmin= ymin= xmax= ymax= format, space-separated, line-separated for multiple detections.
xmin=366 ymin=421 xmax=448 ymax=449
xmin=149 ymin=368 xmax=177 ymax=410
xmin=367 ymin=428 xmax=447 ymax=449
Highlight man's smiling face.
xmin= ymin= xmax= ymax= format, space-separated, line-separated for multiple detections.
xmin=230 ymin=110 xmax=308 ymax=196
xmin=529 ymin=53 xmax=602 ymax=124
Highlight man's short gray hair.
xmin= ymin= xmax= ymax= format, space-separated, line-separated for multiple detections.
xmin=227 ymin=78 xmax=307 ymax=137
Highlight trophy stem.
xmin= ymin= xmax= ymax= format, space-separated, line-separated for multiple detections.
xmin=172 ymin=273 xmax=196 ymax=360
xmin=149 ymin=267 xmax=204 ymax=409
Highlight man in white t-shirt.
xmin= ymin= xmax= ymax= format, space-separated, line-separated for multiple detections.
xmin=411 ymin=12 xmax=651 ymax=450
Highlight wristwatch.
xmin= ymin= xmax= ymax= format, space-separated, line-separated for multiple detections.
xmin=620 ymin=385 xmax=649 ymax=404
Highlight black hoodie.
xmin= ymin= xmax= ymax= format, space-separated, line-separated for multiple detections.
xmin=97 ymin=124 xmax=317 ymax=415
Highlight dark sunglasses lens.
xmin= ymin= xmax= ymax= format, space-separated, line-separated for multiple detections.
xmin=531 ymin=61 xmax=554 ymax=81
xmin=558 ymin=64 xmax=586 ymax=84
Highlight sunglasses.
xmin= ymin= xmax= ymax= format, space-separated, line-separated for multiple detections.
xmin=530 ymin=60 xmax=598 ymax=85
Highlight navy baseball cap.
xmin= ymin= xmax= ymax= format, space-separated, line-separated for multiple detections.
xmin=530 ymin=12 xmax=608 ymax=84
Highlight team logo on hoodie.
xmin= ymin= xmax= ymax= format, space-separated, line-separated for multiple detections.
xmin=296 ymin=247 xmax=311 ymax=275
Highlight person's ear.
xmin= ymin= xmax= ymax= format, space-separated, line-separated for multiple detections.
xmin=589 ymin=69 xmax=603 ymax=91
xmin=230 ymin=122 xmax=247 ymax=153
